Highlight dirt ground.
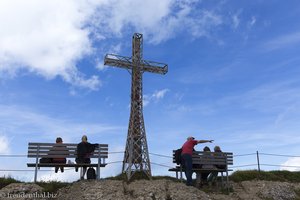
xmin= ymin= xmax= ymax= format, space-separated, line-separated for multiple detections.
xmin=1 ymin=179 xmax=300 ymax=200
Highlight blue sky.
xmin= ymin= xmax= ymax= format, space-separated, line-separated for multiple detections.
xmin=1 ymin=0 xmax=300 ymax=181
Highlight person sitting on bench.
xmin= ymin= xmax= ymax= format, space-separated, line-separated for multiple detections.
xmin=75 ymin=135 xmax=98 ymax=180
xmin=49 ymin=137 xmax=69 ymax=173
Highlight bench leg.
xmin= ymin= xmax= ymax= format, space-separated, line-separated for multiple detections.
xmin=80 ymin=168 xmax=83 ymax=179
xmin=97 ymin=165 xmax=100 ymax=180
xmin=196 ymin=172 xmax=201 ymax=188
xmin=226 ymin=170 xmax=229 ymax=191
xmin=180 ymin=166 xmax=183 ymax=182
xmin=97 ymin=158 xmax=101 ymax=180
xmin=34 ymin=157 xmax=39 ymax=183
xmin=221 ymin=172 xmax=224 ymax=187
xmin=34 ymin=167 xmax=38 ymax=183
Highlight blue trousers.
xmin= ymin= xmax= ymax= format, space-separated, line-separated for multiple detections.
xmin=181 ymin=154 xmax=193 ymax=185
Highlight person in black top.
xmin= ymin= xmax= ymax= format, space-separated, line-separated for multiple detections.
xmin=75 ymin=135 xmax=98 ymax=180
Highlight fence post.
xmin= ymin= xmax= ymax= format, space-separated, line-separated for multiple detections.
xmin=256 ymin=151 xmax=260 ymax=173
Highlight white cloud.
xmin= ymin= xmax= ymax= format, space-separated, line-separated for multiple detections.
xmin=153 ymin=89 xmax=169 ymax=99
xmin=262 ymin=31 xmax=300 ymax=51
xmin=249 ymin=16 xmax=256 ymax=27
xmin=232 ymin=14 xmax=240 ymax=29
xmin=143 ymin=89 xmax=169 ymax=106
xmin=91 ymin=0 xmax=223 ymax=43
xmin=96 ymin=61 xmax=107 ymax=71
xmin=96 ymin=43 xmax=122 ymax=71
xmin=0 ymin=0 xmax=104 ymax=90
xmin=0 ymin=135 xmax=10 ymax=154
xmin=280 ymin=157 xmax=300 ymax=171
xmin=0 ymin=0 xmax=224 ymax=89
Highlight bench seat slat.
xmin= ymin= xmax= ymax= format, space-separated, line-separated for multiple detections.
xmin=192 ymin=161 xmax=233 ymax=165
xmin=27 ymin=150 xmax=108 ymax=154
xmin=27 ymin=155 xmax=108 ymax=158
xmin=27 ymin=154 xmax=108 ymax=158
xmin=168 ymin=168 xmax=233 ymax=172
xmin=29 ymin=142 xmax=108 ymax=147
xmin=28 ymin=147 xmax=108 ymax=151
xmin=27 ymin=163 xmax=107 ymax=167
xmin=173 ymin=160 xmax=233 ymax=165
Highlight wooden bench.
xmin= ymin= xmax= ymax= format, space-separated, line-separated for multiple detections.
xmin=27 ymin=142 xmax=108 ymax=182
xmin=169 ymin=151 xmax=233 ymax=187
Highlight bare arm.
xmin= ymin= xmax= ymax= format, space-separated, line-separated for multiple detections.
xmin=197 ymin=140 xmax=214 ymax=144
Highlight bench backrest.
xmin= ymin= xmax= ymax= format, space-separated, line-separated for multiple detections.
xmin=28 ymin=142 xmax=108 ymax=159
xmin=173 ymin=150 xmax=233 ymax=166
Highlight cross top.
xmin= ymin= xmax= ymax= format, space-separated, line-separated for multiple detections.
xmin=104 ymin=33 xmax=167 ymax=75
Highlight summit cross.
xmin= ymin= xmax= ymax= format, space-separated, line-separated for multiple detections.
xmin=104 ymin=33 xmax=168 ymax=180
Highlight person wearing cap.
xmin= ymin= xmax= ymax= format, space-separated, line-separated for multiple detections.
xmin=181 ymin=136 xmax=213 ymax=186
xmin=75 ymin=135 xmax=98 ymax=180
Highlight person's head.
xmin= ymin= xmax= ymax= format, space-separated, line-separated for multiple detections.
xmin=203 ymin=146 xmax=211 ymax=152
xmin=56 ymin=137 xmax=63 ymax=143
xmin=82 ymin=135 xmax=88 ymax=142
xmin=187 ymin=136 xmax=195 ymax=141
xmin=214 ymin=145 xmax=221 ymax=152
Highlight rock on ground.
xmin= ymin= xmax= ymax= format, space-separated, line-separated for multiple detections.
xmin=57 ymin=179 xmax=210 ymax=200
xmin=0 ymin=183 xmax=45 ymax=200
xmin=1 ymin=180 xmax=300 ymax=200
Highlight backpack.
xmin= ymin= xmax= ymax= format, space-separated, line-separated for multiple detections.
xmin=40 ymin=157 xmax=52 ymax=163
xmin=174 ymin=148 xmax=182 ymax=165
xmin=87 ymin=167 xmax=96 ymax=179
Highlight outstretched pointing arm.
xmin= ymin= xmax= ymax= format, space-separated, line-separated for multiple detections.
xmin=197 ymin=140 xmax=214 ymax=144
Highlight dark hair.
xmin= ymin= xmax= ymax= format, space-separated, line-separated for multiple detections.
xmin=56 ymin=137 xmax=63 ymax=143
xmin=203 ymin=146 xmax=211 ymax=152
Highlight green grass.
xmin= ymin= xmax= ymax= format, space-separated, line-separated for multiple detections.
xmin=0 ymin=176 xmax=69 ymax=193
xmin=105 ymin=171 xmax=151 ymax=182
xmin=230 ymin=170 xmax=300 ymax=182
xmin=36 ymin=181 xmax=70 ymax=193
xmin=0 ymin=176 xmax=21 ymax=189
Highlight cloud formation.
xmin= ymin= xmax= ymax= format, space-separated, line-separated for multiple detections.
xmin=0 ymin=135 xmax=10 ymax=154
xmin=143 ymin=89 xmax=169 ymax=106
xmin=280 ymin=157 xmax=300 ymax=171
xmin=262 ymin=31 xmax=300 ymax=51
xmin=0 ymin=0 xmax=103 ymax=89
xmin=0 ymin=0 xmax=224 ymax=89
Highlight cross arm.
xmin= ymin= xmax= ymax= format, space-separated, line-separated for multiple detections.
xmin=104 ymin=54 xmax=168 ymax=75
xmin=104 ymin=54 xmax=133 ymax=70
xmin=141 ymin=60 xmax=168 ymax=75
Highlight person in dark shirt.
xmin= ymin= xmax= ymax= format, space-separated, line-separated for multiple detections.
xmin=75 ymin=135 xmax=98 ymax=180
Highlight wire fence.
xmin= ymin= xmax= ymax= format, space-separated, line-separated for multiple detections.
xmin=1 ymin=151 xmax=300 ymax=172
